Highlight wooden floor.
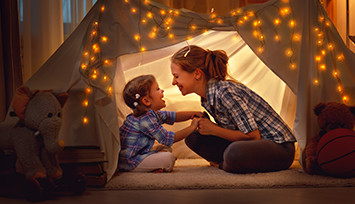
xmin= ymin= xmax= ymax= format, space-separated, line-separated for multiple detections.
xmin=1 ymin=187 xmax=355 ymax=204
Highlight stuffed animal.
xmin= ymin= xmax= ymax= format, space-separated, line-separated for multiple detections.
xmin=0 ymin=86 xmax=72 ymax=201
xmin=0 ymin=86 xmax=68 ymax=180
xmin=302 ymin=102 xmax=355 ymax=177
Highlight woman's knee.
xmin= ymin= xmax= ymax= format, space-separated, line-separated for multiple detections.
xmin=184 ymin=131 xmax=200 ymax=149
xmin=222 ymin=142 xmax=250 ymax=173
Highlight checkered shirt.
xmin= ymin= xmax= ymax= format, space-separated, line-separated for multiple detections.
xmin=201 ymin=79 xmax=296 ymax=143
xmin=118 ymin=109 xmax=176 ymax=171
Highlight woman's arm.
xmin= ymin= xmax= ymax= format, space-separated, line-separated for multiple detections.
xmin=175 ymin=111 xmax=205 ymax=122
xmin=197 ymin=118 xmax=261 ymax=141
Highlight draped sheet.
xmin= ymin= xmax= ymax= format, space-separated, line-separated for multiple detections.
xmin=15 ymin=0 xmax=354 ymax=180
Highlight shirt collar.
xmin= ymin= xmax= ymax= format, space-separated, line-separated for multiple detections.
xmin=201 ymin=79 xmax=219 ymax=106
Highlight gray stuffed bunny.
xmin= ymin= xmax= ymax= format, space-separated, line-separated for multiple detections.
xmin=0 ymin=86 xmax=68 ymax=180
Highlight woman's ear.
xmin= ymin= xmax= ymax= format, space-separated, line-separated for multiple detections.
xmin=194 ymin=69 xmax=203 ymax=80
xmin=141 ymin=96 xmax=151 ymax=107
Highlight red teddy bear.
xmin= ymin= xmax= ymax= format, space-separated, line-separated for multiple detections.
xmin=302 ymin=102 xmax=355 ymax=177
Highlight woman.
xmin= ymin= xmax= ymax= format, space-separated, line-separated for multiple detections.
xmin=170 ymin=45 xmax=296 ymax=173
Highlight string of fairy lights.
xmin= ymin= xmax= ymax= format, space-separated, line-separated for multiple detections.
xmin=79 ymin=0 xmax=349 ymax=124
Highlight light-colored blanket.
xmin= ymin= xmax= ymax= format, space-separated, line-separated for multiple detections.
xmin=105 ymin=159 xmax=355 ymax=190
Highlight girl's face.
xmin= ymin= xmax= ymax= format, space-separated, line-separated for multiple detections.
xmin=147 ymin=80 xmax=166 ymax=111
xmin=170 ymin=62 xmax=197 ymax=96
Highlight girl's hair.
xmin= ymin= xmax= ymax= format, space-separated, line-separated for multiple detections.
xmin=171 ymin=45 xmax=231 ymax=81
xmin=123 ymin=74 xmax=155 ymax=117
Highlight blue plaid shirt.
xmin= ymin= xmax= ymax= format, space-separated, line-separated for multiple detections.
xmin=201 ymin=79 xmax=296 ymax=143
xmin=118 ymin=109 xmax=176 ymax=171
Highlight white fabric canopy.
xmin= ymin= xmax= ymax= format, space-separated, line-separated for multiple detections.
xmin=12 ymin=0 xmax=355 ymax=181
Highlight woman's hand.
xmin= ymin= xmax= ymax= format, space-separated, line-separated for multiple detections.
xmin=197 ymin=118 xmax=218 ymax=135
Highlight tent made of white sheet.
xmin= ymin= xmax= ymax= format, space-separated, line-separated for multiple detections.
xmin=13 ymin=0 xmax=355 ymax=181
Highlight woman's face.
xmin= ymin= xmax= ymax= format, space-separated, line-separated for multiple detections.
xmin=170 ymin=62 xmax=197 ymax=96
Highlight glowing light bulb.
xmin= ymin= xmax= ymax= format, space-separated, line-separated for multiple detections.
xmin=190 ymin=25 xmax=197 ymax=30
xmin=333 ymin=71 xmax=338 ymax=77
xmin=338 ymin=85 xmax=343 ymax=92
xmin=292 ymin=34 xmax=301 ymax=42
xmin=147 ymin=12 xmax=153 ymax=18
xmin=92 ymin=44 xmax=99 ymax=52
xmin=81 ymin=64 xmax=87 ymax=69
xmin=83 ymin=117 xmax=88 ymax=124
xmin=101 ymin=36 xmax=108 ymax=42
xmin=84 ymin=52 xmax=89 ymax=56
xmin=101 ymin=6 xmax=105 ymax=12
xmin=289 ymin=20 xmax=295 ymax=28
xmin=131 ymin=8 xmax=136 ymax=13
xmin=319 ymin=64 xmax=326 ymax=71
xmin=86 ymin=87 xmax=92 ymax=93
xmin=342 ymin=95 xmax=349 ymax=103
xmin=104 ymin=75 xmax=108 ymax=81
xmin=108 ymin=86 xmax=113 ymax=94
xmin=337 ymin=53 xmax=344 ymax=61
xmin=274 ymin=18 xmax=280 ymax=25
xmin=134 ymin=34 xmax=140 ymax=41
xmin=315 ymin=55 xmax=321 ymax=62
xmin=149 ymin=32 xmax=156 ymax=38
xmin=168 ymin=33 xmax=174 ymax=38
xmin=285 ymin=49 xmax=293 ymax=56
xmin=319 ymin=16 xmax=324 ymax=22
xmin=253 ymin=30 xmax=259 ymax=37
xmin=290 ymin=63 xmax=296 ymax=70
xmin=140 ymin=47 xmax=146 ymax=52
xmin=92 ymin=72 xmax=97 ymax=79
xmin=321 ymin=49 xmax=326 ymax=55
xmin=160 ymin=10 xmax=166 ymax=15
xmin=83 ymin=100 xmax=89 ymax=107
xmin=327 ymin=43 xmax=334 ymax=50
xmin=257 ymin=46 xmax=264 ymax=53
xmin=104 ymin=59 xmax=109 ymax=65
xmin=280 ymin=8 xmax=290 ymax=16
xmin=313 ymin=79 xmax=319 ymax=85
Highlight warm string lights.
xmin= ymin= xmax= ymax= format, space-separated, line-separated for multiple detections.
xmin=79 ymin=0 xmax=351 ymax=124
xmin=231 ymin=0 xmax=299 ymax=70
xmin=79 ymin=4 xmax=113 ymax=124
xmin=311 ymin=2 xmax=349 ymax=103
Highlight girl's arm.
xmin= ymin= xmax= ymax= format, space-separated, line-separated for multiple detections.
xmin=173 ymin=117 xmax=200 ymax=142
xmin=197 ymin=118 xmax=261 ymax=141
xmin=175 ymin=111 xmax=205 ymax=122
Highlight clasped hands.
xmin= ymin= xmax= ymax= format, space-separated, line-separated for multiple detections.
xmin=191 ymin=112 xmax=217 ymax=135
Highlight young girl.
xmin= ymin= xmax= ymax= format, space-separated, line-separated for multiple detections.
xmin=170 ymin=45 xmax=296 ymax=173
xmin=119 ymin=75 xmax=202 ymax=172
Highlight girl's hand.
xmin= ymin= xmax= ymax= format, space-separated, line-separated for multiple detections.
xmin=190 ymin=117 xmax=201 ymax=129
xmin=197 ymin=118 xmax=217 ymax=135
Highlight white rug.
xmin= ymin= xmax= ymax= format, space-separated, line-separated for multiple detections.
xmin=105 ymin=159 xmax=355 ymax=190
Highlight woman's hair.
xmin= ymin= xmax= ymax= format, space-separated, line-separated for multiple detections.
xmin=171 ymin=45 xmax=230 ymax=81
xmin=123 ymin=74 xmax=155 ymax=116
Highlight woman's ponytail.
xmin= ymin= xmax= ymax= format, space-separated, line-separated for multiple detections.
xmin=171 ymin=45 xmax=229 ymax=81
